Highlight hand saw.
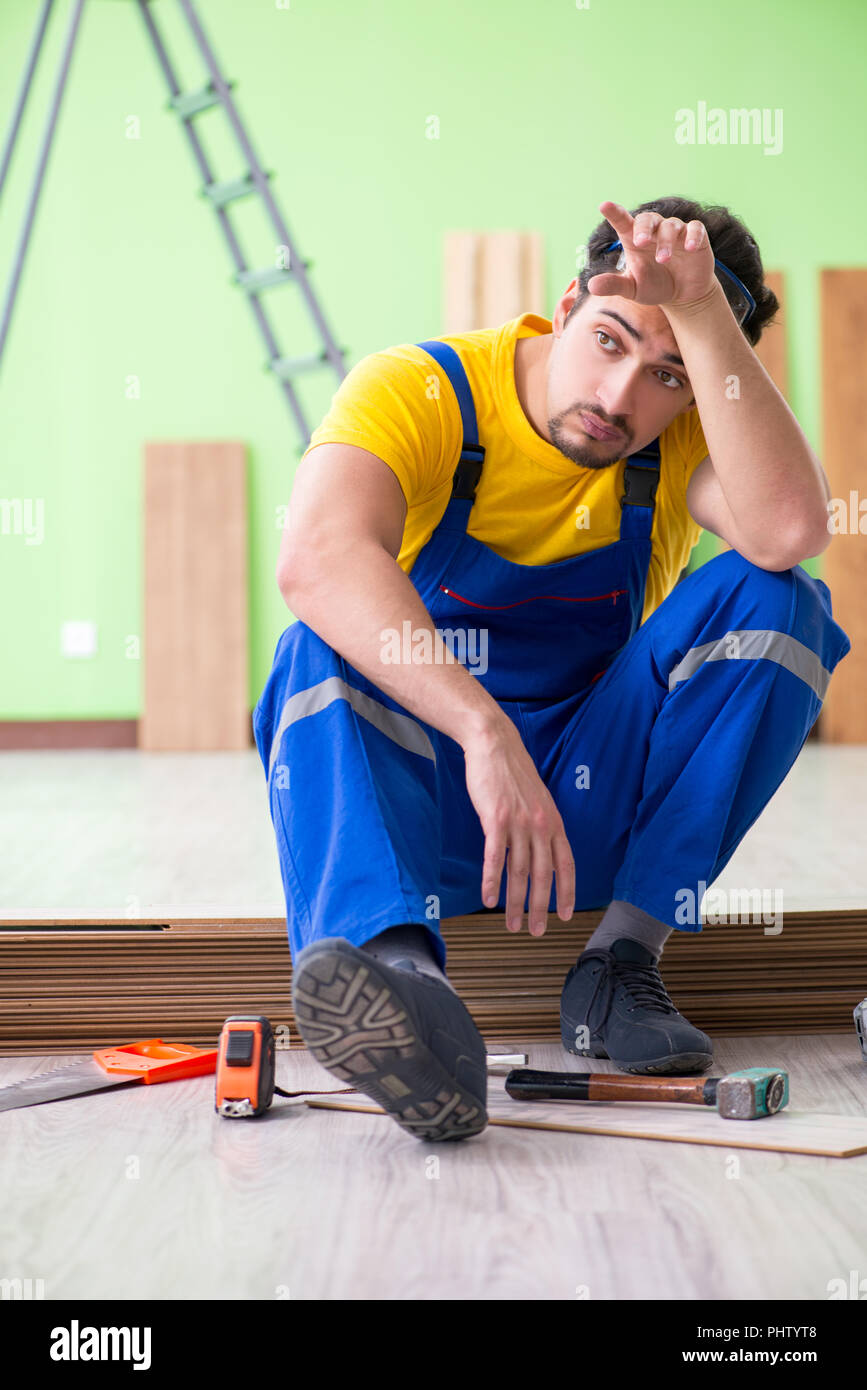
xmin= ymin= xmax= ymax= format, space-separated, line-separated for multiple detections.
xmin=0 ymin=1039 xmax=218 ymax=1113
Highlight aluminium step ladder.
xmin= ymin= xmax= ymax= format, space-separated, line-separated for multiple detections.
xmin=0 ymin=0 xmax=348 ymax=448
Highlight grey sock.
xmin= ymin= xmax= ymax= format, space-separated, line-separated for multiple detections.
xmin=584 ymin=899 xmax=671 ymax=964
xmin=359 ymin=923 xmax=453 ymax=988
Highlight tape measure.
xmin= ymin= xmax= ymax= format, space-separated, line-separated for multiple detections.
xmin=215 ymin=1014 xmax=355 ymax=1118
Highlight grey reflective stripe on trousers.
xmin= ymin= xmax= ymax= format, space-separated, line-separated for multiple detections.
xmin=668 ymin=629 xmax=831 ymax=700
xmin=267 ymin=675 xmax=436 ymax=781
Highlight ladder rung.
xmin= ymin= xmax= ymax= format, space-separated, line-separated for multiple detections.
xmin=268 ymin=352 xmax=334 ymax=379
xmin=234 ymin=266 xmax=297 ymax=292
xmin=168 ymin=80 xmax=234 ymax=119
xmin=202 ymin=171 xmax=270 ymax=207
xmin=138 ymin=0 xmax=347 ymax=444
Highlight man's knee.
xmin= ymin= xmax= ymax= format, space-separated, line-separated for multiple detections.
xmin=688 ymin=548 xmax=830 ymax=634
xmin=676 ymin=549 xmax=850 ymax=693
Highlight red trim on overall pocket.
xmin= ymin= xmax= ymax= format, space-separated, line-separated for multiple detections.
xmin=438 ymin=585 xmax=628 ymax=610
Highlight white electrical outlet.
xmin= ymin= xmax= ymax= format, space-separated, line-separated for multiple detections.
xmin=61 ymin=621 xmax=98 ymax=658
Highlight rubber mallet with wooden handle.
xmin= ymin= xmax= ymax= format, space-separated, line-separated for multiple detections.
xmin=505 ymin=1067 xmax=788 ymax=1119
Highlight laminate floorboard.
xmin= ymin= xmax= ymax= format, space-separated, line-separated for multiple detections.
xmin=1 ymin=1033 xmax=865 ymax=1301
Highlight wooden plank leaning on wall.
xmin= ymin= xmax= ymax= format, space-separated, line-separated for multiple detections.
xmin=140 ymin=441 xmax=249 ymax=750
xmin=820 ymin=270 xmax=867 ymax=743
xmin=443 ymin=230 xmax=544 ymax=333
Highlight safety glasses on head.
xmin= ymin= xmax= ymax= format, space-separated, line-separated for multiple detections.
xmin=602 ymin=239 xmax=757 ymax=328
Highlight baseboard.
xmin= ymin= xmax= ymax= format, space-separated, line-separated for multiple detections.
xmin=0 ymin=716 xmax=255 ymax=750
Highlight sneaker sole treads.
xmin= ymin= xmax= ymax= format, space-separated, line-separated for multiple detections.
xmin=292 ymin=941 xmax=488 ymax=1142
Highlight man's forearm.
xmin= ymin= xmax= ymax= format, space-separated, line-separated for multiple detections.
xmin=280 ymin=542 xmax=513 ymax=751
xmin=663 ymin=280 xmax=831 ymax=558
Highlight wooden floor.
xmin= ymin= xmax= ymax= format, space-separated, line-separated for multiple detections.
xmin=1 ymin=1033 xmax=866 ymax=1300
xmin=1 ymin=745 xmax=866 ymax=1300
xmin=1 ymin=743 xmax=867 ymax=918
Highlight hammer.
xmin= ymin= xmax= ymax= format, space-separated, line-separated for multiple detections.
xmin=505 ymin=1067 xmax=788 ymax=1119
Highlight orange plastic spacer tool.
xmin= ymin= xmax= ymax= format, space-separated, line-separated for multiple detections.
xmin=92 ymin=1039 xmax=219 ymax=1083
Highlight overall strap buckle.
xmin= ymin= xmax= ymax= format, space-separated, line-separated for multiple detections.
xmin=620 ymin=438 xmax=661 ymax=511
xmin=415 ymin=339 xmax=485 ymax=502
xmin=451 ymin=443 xmax=485 ymax=500
xmin=621 ymin=464 xmax=659 ymax=509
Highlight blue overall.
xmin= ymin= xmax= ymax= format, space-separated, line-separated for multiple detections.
xmin=253 ymin=340 xmax=851 ymax=974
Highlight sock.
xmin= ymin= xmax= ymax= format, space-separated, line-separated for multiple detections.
xmin=359 ymin=923 xmax=453 ymax=988
xmin=584 ymin=899 xmax=671 ymax=965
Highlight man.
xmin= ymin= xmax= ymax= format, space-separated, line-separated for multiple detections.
xmin=253 ymin=195 xmax=850 ymax=1144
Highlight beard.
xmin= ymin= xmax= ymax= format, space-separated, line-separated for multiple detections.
xmin=547 ymin=407 xmax=630 ymax=470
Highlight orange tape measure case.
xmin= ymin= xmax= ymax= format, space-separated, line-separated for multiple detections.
xmin=215 ymin=1015 xmax=276 ymax=1117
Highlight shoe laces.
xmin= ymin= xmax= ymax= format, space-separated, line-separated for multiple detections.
xmin=581 ymin=949 xmax=678 ymax=1029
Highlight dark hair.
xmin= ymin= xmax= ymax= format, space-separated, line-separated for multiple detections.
xmin=567 ymin=195 xmax=779 ymax=349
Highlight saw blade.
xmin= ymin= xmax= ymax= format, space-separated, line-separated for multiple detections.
xmin=0 ymin=1059 xmax=137 ymax=1113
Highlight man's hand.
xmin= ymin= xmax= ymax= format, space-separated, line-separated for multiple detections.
xmin=462 ymin=718 xmax=575 ymax=936
xmin=586 ymin=199 xmax=716 ymax=313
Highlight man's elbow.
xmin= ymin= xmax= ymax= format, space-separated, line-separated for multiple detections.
xmin=787 ymin=511 xmax=834 ymax=567
xmin=277 ymin=550 xmax=331 ymax=610
xmin=276 ymin=542 xmax=309 ymax=598
xmin=276 ymin=561 xmax=305 ymax=605
xmin=750 ymin=515 xmax=833 ymax=572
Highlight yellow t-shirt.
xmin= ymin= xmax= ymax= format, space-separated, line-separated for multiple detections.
xmin=301 ymin=312 xmax=709 ymax=625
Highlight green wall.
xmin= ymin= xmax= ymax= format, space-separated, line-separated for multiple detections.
xmin=0 ymin=0 xmax=862 ymax=718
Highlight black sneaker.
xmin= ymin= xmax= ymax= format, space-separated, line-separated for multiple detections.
xmin=560 ymin=937 xmax=713 ymax=1074
xmin=291 ymin=937 xmax=487 ymax=1141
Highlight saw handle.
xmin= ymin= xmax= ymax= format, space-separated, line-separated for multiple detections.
xmin=93 ymin=1039 xmax=218 ymax=1082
